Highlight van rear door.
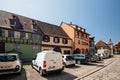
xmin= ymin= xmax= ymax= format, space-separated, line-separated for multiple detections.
xmin=45 ymin=52 xmax=62 ymax=71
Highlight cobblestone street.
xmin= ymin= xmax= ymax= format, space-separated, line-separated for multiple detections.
xmin=80 ymin=55 xmax=120 ymax=80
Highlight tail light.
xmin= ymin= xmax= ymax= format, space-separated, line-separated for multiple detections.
xmin=43 ymin=60 xmax=46 ymax=68
xmin=65 ymin=58 xmax=69 ymax=61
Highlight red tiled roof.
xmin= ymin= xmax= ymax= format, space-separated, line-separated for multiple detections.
xmin=96 ymin=40 xmax=110 ymax=49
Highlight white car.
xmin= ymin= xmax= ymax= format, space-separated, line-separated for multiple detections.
xmin=0 ymin=53 xmax=22 ymax=75
xmin=62 ymin=55 xmax=75 ymax=67
xmin=32 ymin=50 xmax=64 ymax=76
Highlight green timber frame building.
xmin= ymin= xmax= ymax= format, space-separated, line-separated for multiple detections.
xmin=0 ymin=10 xmax=42 ymax=60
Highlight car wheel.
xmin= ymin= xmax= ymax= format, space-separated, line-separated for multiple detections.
xmin=39 ymin=68 xmax=45 ymax=76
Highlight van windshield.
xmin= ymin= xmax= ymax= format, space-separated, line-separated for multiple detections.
xmin=0 ymin=55 xmax=17 ymax=62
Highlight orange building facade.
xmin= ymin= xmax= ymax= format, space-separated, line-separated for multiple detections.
xmin=61 ymin=22 xmax=90 ymax=54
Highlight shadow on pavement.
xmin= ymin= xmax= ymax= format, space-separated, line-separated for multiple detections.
xmin=43 ymin=71 xmax=77 ymax=80
xmin=0 ymin=68 xmax=27 ymax=80
xmin=92 ymin=61 xmax=104 ymax=63
xmin=66 ymin=65 xmax=80 ymax=69
xmin=84 ymin=63 xmax=98 ymax=66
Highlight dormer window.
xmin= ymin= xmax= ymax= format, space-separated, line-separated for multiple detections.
xmin=32 ymin=20 xmax=37 ymax=31
xmin=32 ymin=20 xmax=36 ymax=25
xmin=9 ymin=15 xmax=17 ymax=27
xmin=32 ymin=26 xmax=37 ymax=31
xmin=12 ymin=15 xmax=17 ymax=19
xmin=9 ymin=19 xmax=16 ymax=27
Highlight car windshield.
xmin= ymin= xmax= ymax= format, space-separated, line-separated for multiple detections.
xmin=76 ymin=55 xmax=85 ymax=57
xmin=66 ymin=56 xmax=74 ymax=60
xmin=0 ymin=55 xmax=17 ymax=62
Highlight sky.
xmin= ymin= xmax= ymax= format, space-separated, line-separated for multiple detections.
xmin=0 ymin=0 xmax=120 ymax=45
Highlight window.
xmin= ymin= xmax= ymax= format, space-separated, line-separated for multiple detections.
xmin=9 ymin=19 xmax=16 ymax=27
xmin=54 ymin=37 xmax=60 ymax=43
xmin=0 ymin=55 xmax=17 ymax=62
xmin=9 ymin=15 xmax=17 ymax=27
xmin=0 ymin=29 xmax=2 ymax=37
xmin=32 ymin=26 xmax=37 ymax=31
xmin=82 ymin=41 xmax=88 ymax=46
xmin=14 ymin=44 xmax=20 ymax=50
xmin=62 ymin=38 xmax=68 ymax=44
xmin=43 ymin=35 xmax=50 ymax=42
xmin=20 ymin=32 xmax=25 ymax=39
xmin=32 ymin=20 xmax=37 ymax=31
xmin=8 ymin=31 xmax=14 ymax=38
xmin=78 ymin=40 xmax=80 ymax=44
xmin=76 ymin=31 xmax=79 ymax=37
xmin=14 ymin=31 xmax=20 ymax=38
xmin=64 ymin=50 xmax=70 ymax=54
xmin=33 ymin=34 xmax=39 ymax=40
xmin=77 ymin=32 xmax=79 ymax=37
xmin=81 ymin=33 xmax=84 ymax=37
xmin=33 ymin=45 xmax=38 ymax=51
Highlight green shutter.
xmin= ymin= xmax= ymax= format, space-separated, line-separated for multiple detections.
xmin=2 ymin=29 xmax=5 ymax=37
xmin=28 ymin=33 xmax=32 ymax=40
xmin=29 ymin=33 xmax=33 ymax=43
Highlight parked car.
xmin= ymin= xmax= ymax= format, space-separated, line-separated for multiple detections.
xmin=62 ymin=55 xmax=75 ymax=67
xmin=73 ymin=54 xmax=88 ymax=64
xmin=102 ymin=53 xmax=109 ymax=59
xmin=32 ymin=50 xmax=64 ymax=76
xmin=98 ymin=53 xmax=103 ymax=61
xmin=0 ymin=53 xmax=22 ymax=75
xmin=90 ymin=54 xmax=99 ymax=62
xmin=102 ymin=53 xmax=107 ymax=59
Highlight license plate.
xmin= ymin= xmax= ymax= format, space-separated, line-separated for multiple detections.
xmin=48 ymin=66 xmax=55 ymax=69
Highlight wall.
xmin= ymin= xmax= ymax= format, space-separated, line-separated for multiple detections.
xmin=5 ymin=43 xmax=41 ymax=58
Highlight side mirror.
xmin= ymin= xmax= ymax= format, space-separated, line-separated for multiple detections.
xmin=32 ymin=57 xmax=36 ymax=60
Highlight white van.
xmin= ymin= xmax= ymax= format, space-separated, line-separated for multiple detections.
xmin=0 ymin=53 xmax=22 ymax=75
xmin=32 ymin=50 xmax=64 ymax=76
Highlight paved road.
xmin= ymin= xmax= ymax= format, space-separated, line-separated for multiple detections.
xmin=80 ymin=55 xmax=120 ymax=80
xmin=0 ymin=55 xmax=117 ymax=80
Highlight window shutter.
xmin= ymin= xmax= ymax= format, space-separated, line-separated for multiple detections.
xmin=26 ymin=33 xmax=28 ymax=39
xmin=2 ymin=29 xmax=5 ymax=37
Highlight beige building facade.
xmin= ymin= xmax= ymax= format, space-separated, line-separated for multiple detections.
xmin=37 ymin=21 xmax=72 ymax=54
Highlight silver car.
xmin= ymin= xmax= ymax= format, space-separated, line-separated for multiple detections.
xmin=62 ymin=55 xmax=75 ymax=67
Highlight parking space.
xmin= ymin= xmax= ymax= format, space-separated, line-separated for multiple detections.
xmin=0 ymin=56 xmax=115 ymax=80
